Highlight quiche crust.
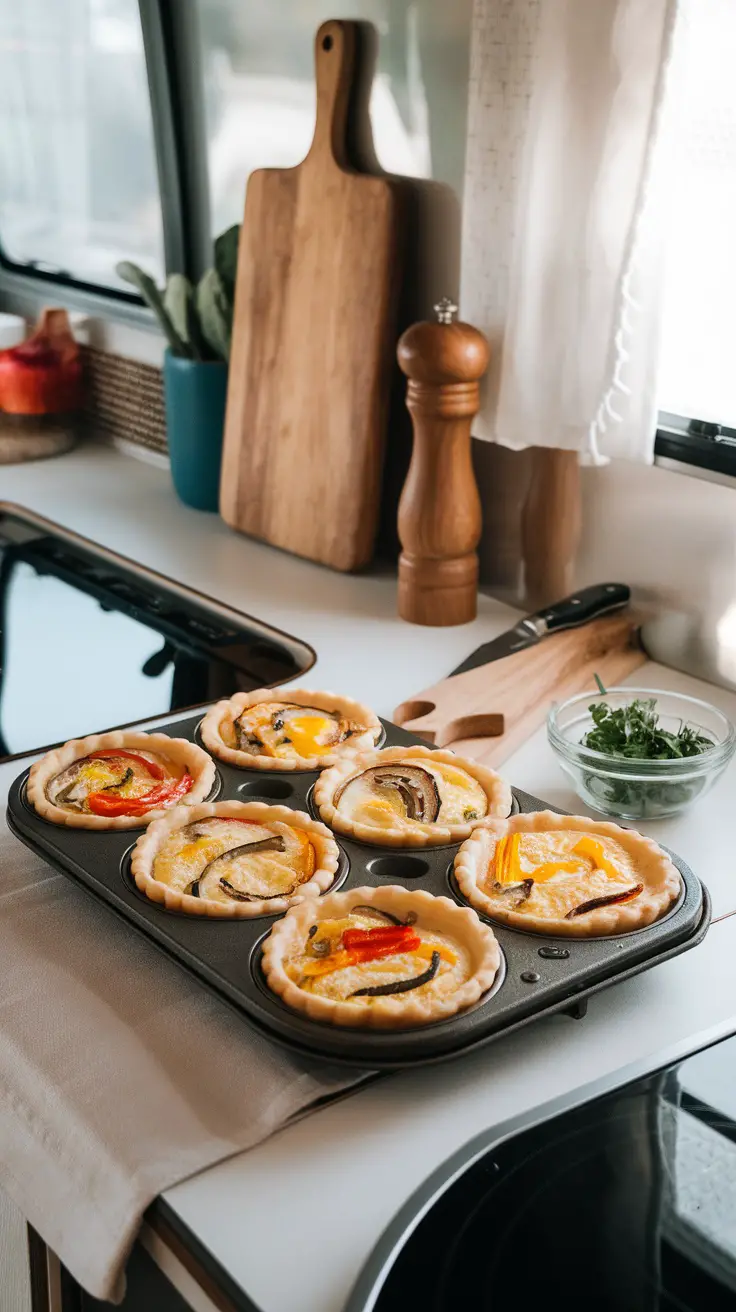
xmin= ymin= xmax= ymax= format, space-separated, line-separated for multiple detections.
xmin=130 ymin=800 xmax=341 ymax=918
xmin=262 ymin=884 xmax=501 ymax=1028
xmin=199 ymin=687 xmax=381 ymax=771
xmin=454 ymin=810 xmax=682 ymax=937
xmin=27 ymin=731 xmax=216 ymax=831
xmin=314 ymin=745 xmax=512 ymax=847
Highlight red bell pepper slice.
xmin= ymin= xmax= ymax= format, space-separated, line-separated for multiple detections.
xmin=303 ymin=931 xmax=422 ymax=977
xmin=341 ymin=926 xmax=421 ymax=962
xmin=342 ymin=926 xmax=416 ymax=949
xmin=91 ymin=749 xmax=165 ymax=780
xmin=348 ymin=934 xmax=420 ymax=962
xmin=87 ymin=772 xmax=193 ymax=816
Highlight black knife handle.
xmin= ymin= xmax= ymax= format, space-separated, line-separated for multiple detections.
xmin=538 ymin=583 xmax=630 ymax=632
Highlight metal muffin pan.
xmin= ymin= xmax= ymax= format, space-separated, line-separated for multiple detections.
xmin=6 ymin=714 xmax=710 ymax=1068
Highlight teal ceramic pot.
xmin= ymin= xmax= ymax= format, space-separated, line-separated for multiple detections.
xmin=163 ymin=350 xmax=228 ymax=512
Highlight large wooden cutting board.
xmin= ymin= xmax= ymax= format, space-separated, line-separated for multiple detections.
xmin=220 ymin=19 xmax=403 ymax=571
xmin=393 ymin=613 xmax=647 ymax=767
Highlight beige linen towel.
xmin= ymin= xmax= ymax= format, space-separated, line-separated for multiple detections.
xmin=0 ymin=814 xmax=368 ymax=1302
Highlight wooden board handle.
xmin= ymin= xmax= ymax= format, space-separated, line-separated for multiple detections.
xmin=393 ymin=613 xmax=646 ymax=766
xmin=307 ymin=20 xmax=357 ymax=169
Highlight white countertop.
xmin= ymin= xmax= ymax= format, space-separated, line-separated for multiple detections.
xmin=4 ymin=444 xmax=736 ymax=1312
xmin=0 ymin=445 xmax=519 ymax=719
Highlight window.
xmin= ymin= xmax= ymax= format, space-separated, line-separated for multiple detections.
xmin=656 ymin=0 xmax=736 ymax=473
xmin=193 ymin=0 xmax=472 ymax=238
xmin=0 ymin=0 xmax=164 ymax=292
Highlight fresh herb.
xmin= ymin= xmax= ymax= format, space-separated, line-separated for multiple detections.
xmin=463 ymin=808 xmax=479 ymax=821
xmin=575 ymin=684 xmax=716 ymax=818
xmin=583 ymin=697 xmax=713 ymax=761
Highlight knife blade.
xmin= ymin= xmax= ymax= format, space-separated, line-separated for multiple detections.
xmin=450 ymin=583 xmax=631 ymax=677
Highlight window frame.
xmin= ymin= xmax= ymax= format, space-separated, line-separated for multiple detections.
xmin=0 ymin=0 xmax=207 ymax=319
xmin=655 ymin=412 xmax=736 ymax=484
xmin=0 ymin=2 xmax=733 ymax=475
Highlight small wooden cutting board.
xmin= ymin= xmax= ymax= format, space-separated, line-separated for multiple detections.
xmin=393 ymin=612 xmax=646 ymax=766
xmin=220 ymin=19 xmax=404 ymax=572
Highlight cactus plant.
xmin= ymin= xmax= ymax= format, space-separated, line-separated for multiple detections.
xmin=115 ymin=224 xmax=239 ymax=362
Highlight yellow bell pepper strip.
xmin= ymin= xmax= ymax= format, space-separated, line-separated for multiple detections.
xmin=301 ymin=932 xmax=421 ymax=978
xmin=492 ymin=835 xmax=508 ymax=882
xmin=415 ymin=941 xmax=457 ymax=967
xmin=496 ymin=832 xmax=627 ymax=887
xmin=493 ymin=832 xmax=522 ymax=884
xmin=526 ymin=858 xmax=590 ymax=884
xmin=572 ymin=836 xmax=623 ymax=880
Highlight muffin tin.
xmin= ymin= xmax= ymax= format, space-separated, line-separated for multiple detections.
xmin=6 ymin=714 xmax=710 ymax=1068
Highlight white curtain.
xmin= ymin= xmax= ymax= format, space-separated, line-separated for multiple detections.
xmin=461 ymin=0 xmax=681 ymax=464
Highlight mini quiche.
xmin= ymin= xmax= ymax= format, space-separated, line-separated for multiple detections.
xmin=454 ymin=811 xmax=682 ymax=937
xmin=130 ymin=800 xmax=340 ymax=918
xmin=27 ymin=731 xmax=215 ymax=830
xmin=314 ymin=745 xmax=512 ymax=847
xmin=262 ymin=885 xmax=501 ymax=1028
xmin=200 ymin=687 xmax=381 ymax=771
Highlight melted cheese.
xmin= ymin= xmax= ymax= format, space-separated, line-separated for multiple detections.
xmin=285 ymin=911 xmax=471 ymax=1005
xmin=152 ymin=818 xmax=315 ymax=904
xmin=281 ymin=713 xmax=334 ymax=757
xmin=431 ymin=762 xmax=487 ymax=823
xmin=222 ymin=701 xmax=361 ymax=761
xmin=483 ymin=830 xmax=641 ymax=921
xmin=47 ymin=750 xmax=177 ymax=813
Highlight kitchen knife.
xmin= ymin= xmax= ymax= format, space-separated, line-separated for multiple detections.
xmin=450 ymin=583 xmax=631 ymax=677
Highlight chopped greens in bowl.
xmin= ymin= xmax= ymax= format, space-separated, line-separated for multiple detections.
xmin=583 ymin=696 xmax=714 ymax=761
xmin=548 ymin=687 xmax=736 ymax=819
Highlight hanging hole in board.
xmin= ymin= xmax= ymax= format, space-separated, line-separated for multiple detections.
xmin=322 ymin=34 xmax=333 ymax=50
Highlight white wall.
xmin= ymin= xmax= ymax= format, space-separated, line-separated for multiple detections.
xmin=578 ymin=461 xmax=736 ymax=603
xmin=4 ymin=0 xmax=733 ymax=632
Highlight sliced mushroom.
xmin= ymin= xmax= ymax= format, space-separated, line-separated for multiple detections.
xmin=492 ymin=878 xmax=534 ymax=907
xmin=566 ymin=883 xmax=644 ymax=919
xmin=47 ymin=756 xmax=137 ymax=807
xmin=201 ymin=835 xmax=285 ymax=877
xmin=197 ymin=835 xmax=295 ymax=902
xmin=233 ymin=720 xmax=265 ymax=755
xmin=218 ymin=876 xmax=300 ymax=903
xmin=46 ymin=760 xmax=85 ymax=806
xmin=335 ymin=764 xmax=441 ymax=823
xmin=351 ymin=951 xmax=441 ymax=997
xmin=180 ymin=817 xmax=238 ymax=840
xmin=309 ymin=936 xmax=333 ymax=956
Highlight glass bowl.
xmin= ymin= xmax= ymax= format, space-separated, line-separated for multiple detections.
xmin=547 ymin=687 xmax=736 ymax=820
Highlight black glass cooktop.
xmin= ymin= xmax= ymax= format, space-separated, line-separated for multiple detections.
xmin=0 ymin=504 xmax=314 ymax=759
xmin=370 ymin=1029 xmax=736 ymax=1312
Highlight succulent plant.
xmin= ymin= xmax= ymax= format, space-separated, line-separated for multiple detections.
xmin=196 ymin=268 xmax=232 ymax=361
xmin=116 ymin=224 xmax=239 ymax=362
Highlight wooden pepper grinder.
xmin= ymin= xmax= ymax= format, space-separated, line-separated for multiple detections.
xmin=396 ymin=298 xmax=490 ymax=625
